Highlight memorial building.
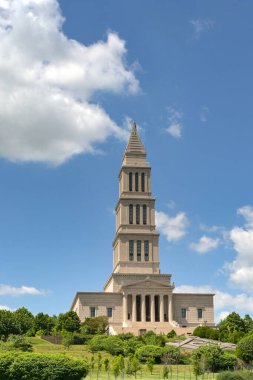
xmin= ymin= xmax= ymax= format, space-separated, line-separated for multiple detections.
xmin=71 ymin=122 xmax=214 ymax=335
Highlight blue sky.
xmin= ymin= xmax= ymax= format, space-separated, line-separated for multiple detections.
xmin=1 ymin=0 xmax=253 ymax=321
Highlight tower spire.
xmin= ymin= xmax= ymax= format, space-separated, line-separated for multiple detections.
xmin=123 ymin=121 xmax=147 ymax=166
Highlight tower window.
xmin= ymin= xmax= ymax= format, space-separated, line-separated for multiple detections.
xmin=143 ymin=205 xmax=147 ymax=225
xmin=137 ymin=240 xmax=141 ymax=261
xmin=135 ymin=172 xmax=139 ymax=191
xmin=129 ymin=240 xmax=134 ymax=261
xmin=181 ymin=308 xmax=186 ymax=319
xmin=141 ymin=173 xmax=145 ymax=192
xmin=136 ymin=205 xmax=140 ymax=224
xmin=198 ymin=308 xmax=203 ymax=319
xmin=129 ymin=172 xmax=132 ymax=191
xmin=144 ymin=240 xmax=149 ymax=261
xmin=129 ymin=205 xmax=133 ymax=224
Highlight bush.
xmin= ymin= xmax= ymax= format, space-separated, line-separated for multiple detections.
xmin=88 ymin=335 xmax=124 ymax=355
xmin=81 ymin=316 xmax=108 ymax=335
xmin=0 ymin=335 xmax=32 ymax=353
xmin=237 ymin=335 xmax=253 ymax=363
xmin=135 ymin=344 xmax=164 ymax=363
xmin=0 ymin=352 xmax=88 ymax=380
xmin=167 ymin=330 xmax=176 ymax=339
xmin=162 ymin=346 xmax=183 ymax=365
xmin=140 ymin=331 xmax=166 ymax=346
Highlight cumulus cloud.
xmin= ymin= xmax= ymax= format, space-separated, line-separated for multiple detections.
xmin=228 ymin=205 xmax=253 ymax=291
xmin=0 ymin=305 xmax=13 ymax=311
xmin=190 ymin=19 xmax=214 ymax=38
xmin=190 ymin=235 xmax=220 ymax=254
xmin=0 ymin=0 xmax=139 ymax=165
xmin=156 ymin=211 xmax=188 ymax=242
xmin=175 ymin=284 xmax=253 ymax=321
xmin=166 ymin=107 xmax=183 ymax=139
xmin=0 ymin=284 xmax=45 ymax=296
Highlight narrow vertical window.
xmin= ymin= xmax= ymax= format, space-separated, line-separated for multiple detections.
xmin=144 ymin=240 xmax=149 ymax=261
xmin=129 ymin=172 xmax=132 ymax=191
xmin=197 ymin=308 xmax=203 ymax=319
xmin=136 ymin=205 xmax=140 ymax=224
xmin=107 ymin=308 xmax=113 ymax=318
xmin=137 ymin=240 xmax=141 ymax=261
xmin=143 ymin=205 xmax=147 ymax=225
xmin=129 ymin=240 xmax=134 ymax=261
xmin=181 ymin=308 xmax=186 ymax=319
xmin=90 ymin=307 xmax=96 ymax=317
xmin=141 ymin=173 xmax=145 ymax=192
xmin=135 ymin=172 xmax=139 ymax=191
xmin=129 ymin=205 xmax=133 ymax=224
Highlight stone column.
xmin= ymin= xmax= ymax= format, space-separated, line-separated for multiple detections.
xmin=168 ymin=294 xmax=173 ymax=322
xmin=132 ymin=294 xmax=136 ymax=322
xmin=141 ymin=295 xmax=146 ymax=322
xmin=160 ymin=295 xmax=164 ymax=323
xmin=123 ymin=293 xmax=128 ymax=324
xmin=151 ymin=294 xmax=155 ymax=323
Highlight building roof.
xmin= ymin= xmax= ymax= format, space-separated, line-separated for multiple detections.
xmin=124 ymin=121 xmax=146 ymax=156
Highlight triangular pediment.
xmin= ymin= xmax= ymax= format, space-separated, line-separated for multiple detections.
xmin=121 ymin=276 xmax=171 ymax=291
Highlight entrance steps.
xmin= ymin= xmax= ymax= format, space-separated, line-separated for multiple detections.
xmin=111 ymin=322 xmax=195 ymax=336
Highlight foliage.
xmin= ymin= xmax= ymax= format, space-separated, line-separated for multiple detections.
xmin=0 ymin=352 xmax=88 ymax=380
xmin=146 ymin=357 xmax=154 ymax=374
xmin=140 ymin=330 xmax=166 ymax=346
xmin=34 ymin=313 xmax=56 ymax=336
xmin=56 ymin=311 xmax=81 ymax=333
xmin=81 ymin=316 xmax=108 ymax=335
xmin=123 ymin=336 xmax=143 ymax=355
xmin=162 ymin=365 xmax=170 ymax=379
xmin=161 ymin=346 xmax=182 ymax=365
xmin=61 ymin=332 xmax=75 ymax=349
xmin=191 ymin=344 xmax=237 ymax=375
xmin=125 ymin=355 xmax=141 ymax=378
xmin=219 ymin=313 xmax=246 ymax=334
xmin=0 ymin=310 xmax=17 ymax=339
xmin=167 ymin=330 xmax=176 ymax=339
xmin=135 ymin=344 xmax=164 ymax=363
xmin=237 ymin=335 xmax=253 ymax=363
xmin=13 ymin=308 xmax=35 ymax=336
xmin=88 ymin=335 xmax=124 ymax=355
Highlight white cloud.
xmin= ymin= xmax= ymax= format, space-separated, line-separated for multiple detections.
xmin=156 ymin=211 xmax=188 ymax=242
xmin=190 ymin=19 xmax=214 ymax=38
xmin=0 ymin=0 xmax=139 ymax=165
xmin=0 ymin=284 xmax=45 ymax=296
xmin=0 ymin=305 xmax=14 ymax=311
xmin=175 ymin=284 xmax=253 ymax=321
xmin=166 ymin=107 xmax=183 ymax=139
xmin=190 ymin=235 xmax=220 ymax=254
xmin=228 ymin=205 xmax=253 ymax=291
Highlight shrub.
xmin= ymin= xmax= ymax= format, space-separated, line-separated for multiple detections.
xmin=162 ymin=346 xmax=182 ymax=365
xmin=140 ymin=331 xmax=166 ymax=346
xmin=237 ymin=335 xmax=253 ymax=363
xmin=88 ymin=335 xmax=124 ymax=355
xmin=135 ymin=344 xmax=164 ymax=363
xmin=81 ymin=316 xmax=108 ymax=335
xmin=167 ymin=330 xmax=176 ymax=339
xmin=123 ymin=336 xmax=143 ymax=355
xmin=0 ymin=352 xmax=88 ymax=380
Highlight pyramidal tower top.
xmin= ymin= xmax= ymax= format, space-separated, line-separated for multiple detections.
xmin=123 ymin=121 xmax=148 ymax=167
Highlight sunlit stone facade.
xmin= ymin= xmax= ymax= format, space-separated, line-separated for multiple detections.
xmin=71 ymin=123 xmax=214 ymax=335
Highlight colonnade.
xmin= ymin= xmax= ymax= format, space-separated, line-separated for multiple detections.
xmin=123 ymin=293 xmax=172 ymax=323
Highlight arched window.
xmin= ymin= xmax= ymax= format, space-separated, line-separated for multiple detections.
xmin=129 ymin=172 xmax=132 ymax=191
xmin=143 ymin=205 xmax=147 ymax=225
xmin=141 ymin=173 xmax=145 ymax=192
xmin=144 ymin=240 xmax=149 ymax=261
xmin=137 ymin=240 xmax=141 ymax=261
xmin=129 ymin=240 xmax=134 ymax=261
xmin=129 ymin=205 xmax=133 ymax=224
xmin=135 ymin=172 xmax=139 ymax=191
xmin=136 ymin=205 xmax=140 ymax=224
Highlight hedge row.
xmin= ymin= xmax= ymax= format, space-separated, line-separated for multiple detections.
xmin=0 ymin=352 xmax=88 ymax=380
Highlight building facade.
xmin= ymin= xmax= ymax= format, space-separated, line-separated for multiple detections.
xmin=71 ymin=122 xmax=214 ymax=335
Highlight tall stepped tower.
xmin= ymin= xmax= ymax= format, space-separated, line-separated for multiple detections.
xmin=71 ymin=122 xmax=215 ymax=335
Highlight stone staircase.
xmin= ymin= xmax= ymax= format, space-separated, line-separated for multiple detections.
xmin=111 ymin=322 xmax=195 ymax=336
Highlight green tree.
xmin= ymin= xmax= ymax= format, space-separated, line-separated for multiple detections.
xmin=0 ymin=310 xmax=16 ymax=339
xmin=103 ymin=358 xmax=110 ymax=373
xmin=236 ymin=334 xmax=253 ymax=363
xmin=129 ymin=356 xmax=141 ymax=379
xmin=56 ymin=311 xmax=81 ymax=333
xmin=191 ymin=345 xmax=224 ymax=375
xmin=219 ymin=312 xmax=246 ymax=334
xmin=7 ymin=335 xmax=33 ymax=352
xmin=62 ymin=331 xmax=74 ymax=350
xmin=34 ymin=313 xmax=56 ymax=335
xmin=81 ymin=316 xmax=108 ymax=334
xmin=13 ymin=307 xmax=35 ymax=335
xmin=244 ymin=315 xmax=253 ymax=333
xmin=111 ymin=356 xmax=120 ymax=379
